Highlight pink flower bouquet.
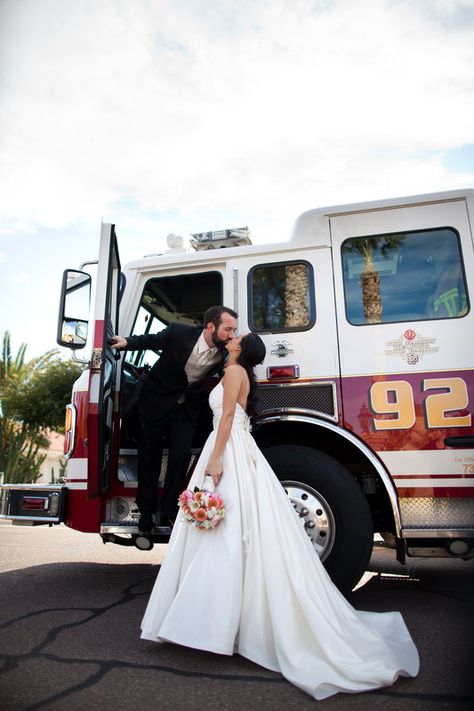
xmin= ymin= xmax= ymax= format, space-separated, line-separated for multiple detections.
xmin=178 ymin=486 xmax=226 ymax=530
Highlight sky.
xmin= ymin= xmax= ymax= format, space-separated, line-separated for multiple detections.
xmin=0 ymin=0 xmax=473 ymax=360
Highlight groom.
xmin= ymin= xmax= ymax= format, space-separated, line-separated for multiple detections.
xmin=110 ymin=305 xmax=238 ymax=533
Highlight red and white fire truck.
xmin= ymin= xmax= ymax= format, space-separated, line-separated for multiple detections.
xmin=1 ymin=188 xmax=473 ymax=591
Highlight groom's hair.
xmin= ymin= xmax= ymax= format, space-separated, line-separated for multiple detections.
xmin=203 ymin=305 xmax=238 ymax=329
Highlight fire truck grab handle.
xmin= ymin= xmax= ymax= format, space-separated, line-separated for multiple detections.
xmin=107 ymin=338 xmax=122 ymax=360
xmin=444 ymin=435 xmax=474 ymax=448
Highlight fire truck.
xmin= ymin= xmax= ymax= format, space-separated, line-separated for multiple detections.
xmin=1 ymin=188 xmax=473 ymax=591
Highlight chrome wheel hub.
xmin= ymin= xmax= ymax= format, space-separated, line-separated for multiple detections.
xmin=282 ymin=480 xmax=336 ymax=562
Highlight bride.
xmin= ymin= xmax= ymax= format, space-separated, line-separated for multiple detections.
xmin=141 ymin=333 xmax=419 ymax=700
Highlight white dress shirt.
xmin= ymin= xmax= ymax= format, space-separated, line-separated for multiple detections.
xmin=177 ymin=332 xmax=221 ymax=404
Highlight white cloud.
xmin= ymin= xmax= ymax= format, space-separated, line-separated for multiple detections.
xmin=7 ymin=272 xmax=31 ymax=285
xmin=0 ymin=0 xmax=473 ymax=239
xmin=0 ymin=251 xmax=6 ymax=263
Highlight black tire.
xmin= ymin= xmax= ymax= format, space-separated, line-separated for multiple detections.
xmin=262 ymin=445 xmax=373 ymax=592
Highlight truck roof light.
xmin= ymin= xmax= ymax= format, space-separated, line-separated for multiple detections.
xmin=190 ymin=227 xmax=252 ymax=250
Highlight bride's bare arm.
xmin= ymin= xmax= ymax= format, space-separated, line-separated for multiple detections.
xmin=205 ymin=366 xmax=244 ymax=485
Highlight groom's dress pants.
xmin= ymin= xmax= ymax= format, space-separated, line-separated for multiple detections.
xmin=136 ymin=401 xmax=195 ymax=519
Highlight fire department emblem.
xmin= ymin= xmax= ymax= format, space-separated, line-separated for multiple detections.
xmin=271 ymin=340 xmax=294 ymax=358
xmin=385 ymin=329 xmax=439 ymax=365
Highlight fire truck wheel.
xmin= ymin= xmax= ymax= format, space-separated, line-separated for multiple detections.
xmin=262 ymin=445 xmax=373 ymax=593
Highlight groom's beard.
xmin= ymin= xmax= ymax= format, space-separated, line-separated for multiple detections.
xmin=211 ymin=333 xmax=230 ymax=351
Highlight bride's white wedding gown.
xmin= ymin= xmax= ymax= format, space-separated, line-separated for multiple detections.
xmin=141 ymin=383 xmax=419 ymax=700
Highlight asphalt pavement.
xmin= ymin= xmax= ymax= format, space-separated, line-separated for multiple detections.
xmin=0 ymin=520 xmax=473 ymax=710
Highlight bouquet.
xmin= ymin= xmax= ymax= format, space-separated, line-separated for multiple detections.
xmin=178 ymin=484 xmax=226 ymax=530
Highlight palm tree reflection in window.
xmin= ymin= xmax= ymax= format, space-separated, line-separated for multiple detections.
xmin=343 ymin=235 xmax=405 ymax=324
xmin=342 ymin=228 xmax=468 ymax=325
xmin=252 ymin=263 xmax=310 ymax=331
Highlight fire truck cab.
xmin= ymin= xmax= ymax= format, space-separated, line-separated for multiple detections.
xmin=2 ymin=188 xmax=473 ymax=591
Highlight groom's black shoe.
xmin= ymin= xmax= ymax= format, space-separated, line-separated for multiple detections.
xmin=138 ymin=513 xmax=153 ymax=534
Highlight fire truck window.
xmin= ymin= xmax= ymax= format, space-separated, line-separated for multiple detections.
xmin=125 ymin=271 xmax=223 ymax=368
xmin=341 ymin=228 xmax=469 ymax=325
xmin=249 ymin=261 xmax=314 ymax=332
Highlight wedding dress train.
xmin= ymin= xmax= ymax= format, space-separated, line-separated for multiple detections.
xmin=141 ymin=383 xmax=419 ymax=700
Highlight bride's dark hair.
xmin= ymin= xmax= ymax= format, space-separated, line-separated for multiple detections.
xmin=237 ymin=333 xmax=266 ymax=417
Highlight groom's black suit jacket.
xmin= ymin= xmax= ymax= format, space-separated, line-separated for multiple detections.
xmin=126 ymin=323 xmax=224 ymax=426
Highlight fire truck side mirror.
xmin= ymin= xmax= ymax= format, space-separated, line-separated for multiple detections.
xmin=57 ymin=269 xmax=92 ymax=350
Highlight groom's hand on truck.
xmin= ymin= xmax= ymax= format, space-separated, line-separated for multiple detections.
xmin=108 ymin=335 xmax=128 ymax=350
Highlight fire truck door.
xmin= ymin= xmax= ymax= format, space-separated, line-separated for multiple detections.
xmin=330 ymin=198 xmax=474 ymax=444
xmin=88 ymin=224 xmax=121 ymax=496
xmin=234 ymin=248 xmax=340 ymax=384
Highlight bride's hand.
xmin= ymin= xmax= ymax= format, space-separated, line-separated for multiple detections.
xmin=205 ymin=456 xmax=223 ymax=486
